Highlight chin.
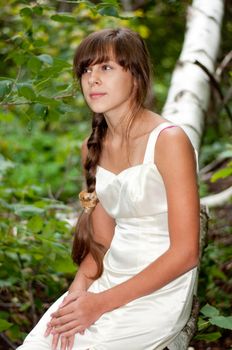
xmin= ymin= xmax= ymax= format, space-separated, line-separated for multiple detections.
xmin=88 ymin=105 xmax=108 ymax=114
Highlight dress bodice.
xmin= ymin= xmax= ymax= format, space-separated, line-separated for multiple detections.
xmin=96 ymin=122 xmax=175 ymax=221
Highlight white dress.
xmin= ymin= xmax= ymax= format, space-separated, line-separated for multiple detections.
xmin=17 ymin=121 xmax=198 ymax=350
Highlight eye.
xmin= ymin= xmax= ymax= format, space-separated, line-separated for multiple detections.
xmin=102 ymin=64 xmax=112 ymax=71
xmin=82 ymin=66 xmax=92 ymax=74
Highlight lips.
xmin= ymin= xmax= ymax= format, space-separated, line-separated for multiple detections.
xmin=89 ymin=92 xmax=106 ymax=99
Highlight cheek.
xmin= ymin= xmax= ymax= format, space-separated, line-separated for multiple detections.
xmin=80 ymin=79 xmax=88 ymax=98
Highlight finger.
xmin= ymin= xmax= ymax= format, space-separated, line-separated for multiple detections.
xmin=51 ymin=320 xmax=78 ymax=334
xmin=61 ymin=326 xmax=86 ymax=338
xmin=50 ymin=314 xmax=74 ymax=328
xmin=60 ymin=335 xmax=69 ymax=350
xmin=51 ymin=333 xmax=60 ymax=350
xmin=51 ymin=304 xmax=74 ymax=318
xmin=44 ymin=324 xmax=52 ymax=337
xmin=68 ymin=335 xmax=75 ymax=350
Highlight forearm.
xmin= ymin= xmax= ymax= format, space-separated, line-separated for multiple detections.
xmin=69 ymin=253 xmax=99 ymax=293
xmin=99 ymin=248 xmax=198 ymax=312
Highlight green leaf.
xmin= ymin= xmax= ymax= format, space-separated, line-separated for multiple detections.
xmin=34 ymin=103 xmax=48 ymax=118
xmin=27 ymin=56 xmax=42 ymax=73
xmin=210 ymin=316 xmax=232 ymax=330
xmin=51 ymin=14 xmax=76 ymax=24
xmin=38 ymin=54 xmax=53 ymax=65
xmin=33 ymin=6 xmax=43 ymax=15
xmin=50 ymin=257 xmax=76 ymax=274
xmin=200 ymin=304 xmax=220 ymax=318
xmin=17 ymin=84 xmax=36 ymax=100
xmin=27 ymin=215 xmax=44 ymax=233
xmin=211 ymin=164 xmax=232 ymax=182
xmin=197 ymin=317 xmax=210 ymax=331
xmin=194 ymin=331 xmax=221 ymax=341
xmin=97 ymin=5 xmax=119 ymax=17
xmin=10 ymin=52 xmax=27 ymax=65
xmin=0 ymin=319 xmax=13 ymax=332
xmin=20 ymin=7 xmax=33 ymax=17
xmin=11 ymin=204 xmax=45 ymax=218
xmin=0 ymin=80 xmax=13 ymax=99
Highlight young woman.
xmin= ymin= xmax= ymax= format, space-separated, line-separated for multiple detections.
xmin=17 ymin=27 xmax=200 ymax=350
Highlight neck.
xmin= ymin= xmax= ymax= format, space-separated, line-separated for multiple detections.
xmin=104 ymin=106 xmax=145 ymax=139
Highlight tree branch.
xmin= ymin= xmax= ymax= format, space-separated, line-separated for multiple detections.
xmin=200 ymin=186 xmax=232 ymax=207
xmin=194 ymin=60 xmax=232 ymax=122
xmin=0 ymin=333 xmax=17 ymax=350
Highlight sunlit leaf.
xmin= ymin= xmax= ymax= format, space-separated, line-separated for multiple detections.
xmin=17 ymin=84 xmax=36 ymax=100
xmin=194 ymin=332 xmax=221 ymax=341
xmin=27 ymin=216 xmax=44 ymax=233
xmin=0 ymin=80 xmax=13 ymax=99
xmin=20 ymin=7 xmax=33 ymax=17
xmin=0 ymin=319 xmax=13 ymax=332
xmin=210 ymin=316 xmax=232 ymax=330
xmin=200 ymin=304 xmax=220 ymax=318
xmin=38 ymin=54 xmax=54 ymax=65
xmin=51 ymin=14 xmax=76 ymax=24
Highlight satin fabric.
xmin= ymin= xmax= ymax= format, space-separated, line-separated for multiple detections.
xmin=17 ymin=121 xmax=198 ymax=350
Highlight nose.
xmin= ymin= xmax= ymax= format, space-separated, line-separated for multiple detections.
xmin=88 ymin=68 xmax=101 ymax=86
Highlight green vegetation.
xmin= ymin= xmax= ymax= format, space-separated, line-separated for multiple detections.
xmin=0 ymin=0 xmax=231 ymax=348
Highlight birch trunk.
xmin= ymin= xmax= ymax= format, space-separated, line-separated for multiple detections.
xmin=162 ymin=0 xmax=224 ymax=152
xmin=160 ymin=1 xmax=225 ymax=349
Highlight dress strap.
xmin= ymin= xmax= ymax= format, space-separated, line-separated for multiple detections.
xmin=143 ymin=122 xmax=177 ymax=164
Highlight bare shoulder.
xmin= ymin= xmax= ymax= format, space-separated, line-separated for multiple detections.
xmin=158 ymin=125 xmax=194 ymax=152
xmin=155 ymin=126 xmax=196 ymax=171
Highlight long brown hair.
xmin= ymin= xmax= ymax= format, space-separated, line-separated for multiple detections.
xmin=72 ymin=28 xmax=152 ymax=279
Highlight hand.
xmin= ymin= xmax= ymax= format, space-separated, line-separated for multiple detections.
xmin=48 ymin=291 xmax=104 ymax=338
xmin=44 ymin=290 xmax=83 ymax=338
xmin=44 ymin=291 xmax=83 ymax=350
xmin=51 ymin=334 xmax=75 ymax=350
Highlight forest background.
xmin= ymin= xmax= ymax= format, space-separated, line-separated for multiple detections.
xmin=0 ymin=0 xmax=231 ymax=349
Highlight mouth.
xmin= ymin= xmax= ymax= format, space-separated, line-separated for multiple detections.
xmin=89 ymin=93 xmax=107 ymax=99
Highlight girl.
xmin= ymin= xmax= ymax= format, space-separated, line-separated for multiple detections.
xmin=17 ymin=27 xmax=200 ymax=350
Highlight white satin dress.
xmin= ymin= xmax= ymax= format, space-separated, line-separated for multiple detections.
xmin=17 ymin=121 xmax=198 ymax=350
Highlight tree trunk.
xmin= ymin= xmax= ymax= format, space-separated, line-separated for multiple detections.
xmin=162 ymin=0 xmax=224 ymax=152
xmin=160 ymin=1 xmax=225 ymax=349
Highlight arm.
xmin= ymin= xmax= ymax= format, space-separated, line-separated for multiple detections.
xmin=99 ymin=126 xmax=200 ymax=311
xmin=69 ymin=138 xmax=115 ymax=293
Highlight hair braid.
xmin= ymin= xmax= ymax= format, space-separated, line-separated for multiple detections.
xmin=85 ymin=113 xmax=108 ymax=191
xmin=72 ymin=113 xmax=108 ymax=279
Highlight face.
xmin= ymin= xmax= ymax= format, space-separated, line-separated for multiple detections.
xmin=80 ymin=58 xmax=136 ymax=119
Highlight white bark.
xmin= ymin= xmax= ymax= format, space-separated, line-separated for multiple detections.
xmin=162 ymin=1 xmax=225 ymax=349
xmin=162 ymin=0 xmax=224 ymax=152
xmin=200 ymin=186 xmax=232 ymax=207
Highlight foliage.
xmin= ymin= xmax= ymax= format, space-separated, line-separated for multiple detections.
xmin=0 ymin=0 xmax=231 ymax=348
xmin=195 ymin=304 xmax=232 ymax=342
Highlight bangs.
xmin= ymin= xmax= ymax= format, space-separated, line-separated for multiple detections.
xmin=73 ymin=31 xmax=132 ymax=79
xmin=74 ymin=40 xmax=115 ymax=79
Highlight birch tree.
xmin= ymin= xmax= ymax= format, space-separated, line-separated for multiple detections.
xmin=162 ymin=0 xmax=224 ymax=152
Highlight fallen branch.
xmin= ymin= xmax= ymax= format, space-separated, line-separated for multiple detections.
xmin=200 ymin=186 xmax=232 ymax=207
xmin=0 ymin=333 xmax=17 ymax=350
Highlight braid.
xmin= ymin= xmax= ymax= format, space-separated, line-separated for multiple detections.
xmin=85 ymin=113 xmax=108 ymax=191
xmin=72 ymin=113 xmax=108 ymax=279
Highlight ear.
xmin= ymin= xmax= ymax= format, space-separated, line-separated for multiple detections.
xmin=133 ymin=77 xmax=138 ymax=87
